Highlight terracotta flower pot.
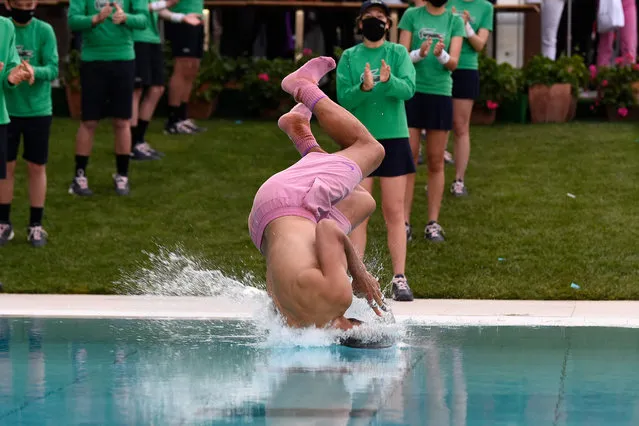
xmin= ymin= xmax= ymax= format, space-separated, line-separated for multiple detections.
xmin=64 ymin=83 xmax=82 ymax=120
xmin=188 ymin=97 xmax=219 ymax=120
xmin=471 ymin=106 xmax=497 ymax=125
xmin=528 ymin=83 xmax=573 ymax=123
xmin=566 ymin=96 xmax=577 ymax=121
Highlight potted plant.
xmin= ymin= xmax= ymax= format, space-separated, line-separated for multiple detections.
xmin=523 ymin=54 xmax=588 ymax=123
xmin=188 ymin=49 xmax=232 ymax=120
xmin=591 ymin=60 xmax=639 ymax=121
xmin=474 ymin=54 xmax=520 ymax=125
xmin=62 ymin=49 xmax=82 ymax=119
xmin=241 ymin=57 xmax=297 ymax=118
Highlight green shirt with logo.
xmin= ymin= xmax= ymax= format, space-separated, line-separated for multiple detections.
xmin=6 ymin=18 xmax=59 ymax=117
xmin=337 ymin=41 xmax=416 ymax=140
xmin=398 ymin=6 xmax=465 ymax=96
xmin=68 ymin=0 xmax=148 ymax=61
xmin=0 ymin=17 xmax=20 ymax=125
xmin=448 ymin=0 xmax=494 ymax=70
xmin=133 ymin=0 xmax=160 ymax=44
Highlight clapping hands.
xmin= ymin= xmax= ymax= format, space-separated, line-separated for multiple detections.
xmin=112 ymin=2 xmax=127 ymax=24
xmin=8 ymin=60 xmax=34 ymax=85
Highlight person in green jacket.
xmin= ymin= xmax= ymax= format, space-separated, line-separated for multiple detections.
xmin=337 ymin=0 xmax=417 ymax=302
xmin=447 ymin=0 xmax=493 ymax=197
xmin=399 ymin=0 xmax=464 ymax=243
xmin=0 ymin=0 xmax=58 ymax=248
xmin=0 ymin=15 xmax=34 ymax=246
xmin=163 ymin=0 xmax=206 ymax=135
xmin=130 ymin=0 xmax=202 ymax=160
xmin=67 ymin=0 xmax=146 ymax=197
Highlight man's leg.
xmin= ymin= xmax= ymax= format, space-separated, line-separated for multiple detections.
xmin=111 ymin=60 xmax=136 ymax=196
xmin=70 ymin=61 xmax=106 ymax=197
xmin=280 ymin=57 xmax=385 ymax=177
xmin=0 ymin=159 xmax=16 ymax=246
xmin=22 ymin=116 xmax=52 ymax=247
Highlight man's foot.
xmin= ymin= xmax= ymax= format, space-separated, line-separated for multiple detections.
xmin=450 ymin=179 xmax=468 ymax=197
xmin=131 ymin=142 xmax=161 ymax=161
xmin=277 ymin=104 xmax=319 ymax=155
xmin=405 ymin=222 xmax=413 ymax=242
xmin=27 ymin=225 xmax=47 ymax=248
xmin=181 ymin=119 xmax=207 ymax=133
xmin=164 ymin=121 xmax=196 ymax=135
xmin=424 ymin=221 xmax=445 ymax=242
xmin=69 ymin=171 xmax=93 ymax=196
xmin=392 ymin=275 xmax=414 ymax=302
xmin=281 ymin=56 xmax=336 ymax=98
xmin=113 ymin=174 xmax=130 ymax=196
xmin=0 ymin=223 xmax=14 ymax=247
xmin=444 ymin=150 xmax=455 ymax=165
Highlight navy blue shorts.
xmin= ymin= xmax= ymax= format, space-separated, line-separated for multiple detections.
xmin=7 ymin=116 xmax=52 ymax=165
xmin=369 ymin=138 xmax=416 ymax=178
xmin=452 ymin=69 xmax=480 ymax=100
xmin=405 ymin=93 xmax=453 ymax=131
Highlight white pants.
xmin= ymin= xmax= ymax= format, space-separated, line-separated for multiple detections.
xmin=541 ymin=0 xmax=567 ymax=60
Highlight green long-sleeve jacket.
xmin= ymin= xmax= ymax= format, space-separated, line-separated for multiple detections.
xmin=68 ymin=0 xmax=147 ymax=62
xmin=337 ymin=41 xmax=416 ymax=140
xmin=0 ymin=17 xmax=20 ymax=125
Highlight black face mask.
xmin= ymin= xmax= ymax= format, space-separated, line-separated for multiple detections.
xmin=11 ymin=8 xmax=35 ymax=24
xmin=429 ymin=0 xmax=447 ymax=7
xmin=361 ymin=17 xmax=387 ymax=42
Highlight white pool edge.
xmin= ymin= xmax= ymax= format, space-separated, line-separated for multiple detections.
xmin=1 ymin=295 xmax=638 ymax=328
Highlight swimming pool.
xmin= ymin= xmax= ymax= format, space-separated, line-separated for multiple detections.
xmin=1 ymin=317 xmax=638 ymax=425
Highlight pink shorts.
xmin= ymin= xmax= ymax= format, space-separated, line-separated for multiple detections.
xmin=248 ymin=152 xmax=363 ymax=252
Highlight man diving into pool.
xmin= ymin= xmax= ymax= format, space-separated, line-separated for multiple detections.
xmin=248 ymin=56 xmax=389 ymax=332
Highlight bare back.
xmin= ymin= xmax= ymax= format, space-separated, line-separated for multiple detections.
xmin=262 ymin=216 xmax=352 ymax=328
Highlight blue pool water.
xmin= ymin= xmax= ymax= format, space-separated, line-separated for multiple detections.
xmin=0 ymin=318 xmax=638 ymax=425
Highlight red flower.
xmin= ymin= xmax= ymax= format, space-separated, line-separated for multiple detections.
xmin=590 ymin=105 xmax=595 ymax=111
xmin=602 ymin=80 xmax=609 ymax=87
xmin=589 ymin=65 xmax=597 ymax=80
xmin=617 ymin=107 xmax=629 ymax=117
xmin=633 ymin=64 xmax=639 ymax=71
xmin=615 ymin=56 xmax=624 ymax=65
xmin=486 ymin=100 xmax=499 ymax=110
xmin=258 ymin=73 xmax=270 ymax=82
xmin=302 ymin=48 xmax=313 ymax=56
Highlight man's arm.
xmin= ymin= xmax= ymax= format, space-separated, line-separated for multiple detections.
xmin=68 ymin=0 xmax=95 ymax=31
xmin=315 ymin=219 xmax=367 ymax=285
xmin=31 ymin=25 xmax=59 ymax=82
xmin=124 ymin=0 xmax=148 ymax=29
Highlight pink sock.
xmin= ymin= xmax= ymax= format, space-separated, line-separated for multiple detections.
xmin=278 ymin=104 xmax=319 ymax=156
xmin=295 ymin=84 xmax=327 ymax=112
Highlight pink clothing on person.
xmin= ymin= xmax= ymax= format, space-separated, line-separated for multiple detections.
xmin=598 ymin=0 xmax=638 ymax=66
xmin=248 ymin=152 xmax=363 ymax=252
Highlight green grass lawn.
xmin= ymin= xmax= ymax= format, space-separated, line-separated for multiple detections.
xmin=1 ymin=118 xmax=638 ymax=299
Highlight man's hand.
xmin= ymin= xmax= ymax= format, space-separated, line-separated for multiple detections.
xmin=361 ymin=63 xmax=374 ymax=91
xmin=20 ymin=60 xmax=35 ymax=85
xmin=433 ymin=39 xmax=445 ymax=57
xmin=380 ymin=59 xmax=390 ymax=83
xmin=7 ymin=64 xmax=31 ymax=85
xmin=419 ymin=36 xmax=433 ymax=58
xmin=182 ymin=13 xmax=202 ymax=26
xmin=112 ymin=3 xmax=127 ymax=24
xmin=92 ymin=4 xmax=113 ymax=25
xmin=352 ymin=270 xmax=387 ymax=317
xmin=462 ymin=10 xmax=471 ymax=24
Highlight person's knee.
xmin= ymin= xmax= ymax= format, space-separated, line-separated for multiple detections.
xmin=453 ymin=117 xmax=469 ymax=138
xmin=81 ymin=120 xmax=99 ymax=133
xmin=112 ymin=118 xmax=130 ymax=130
xmin=382 ymin=199 xmax=404 ymax=224
xmin=149 ymin=85 xmax=165 ymax=98
xmin=174 ymin=58 xmax=199 ymax=81
xmin=427 ymin=155 xmax=444 ymax=173
xmin=4 ymin=162 xmax=17 ymax=179
xmin=27 ymin=162 xmax=46 ymax=177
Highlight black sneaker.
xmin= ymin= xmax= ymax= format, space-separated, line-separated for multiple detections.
xmin=68 ymin=170 xmax=93 ymax=196
xmin=392 ymin=275 xmax=414 ymax=302
xmin=405 ymin=222 xmax=413 ymax=242
xmin=164 ymin=120 xmax=196 ymax=135
xmin=113 ymin=174 xmax=130 ymax=196
xmin=0 ymin=222 xmax=14 ymax=246
xmin=424 ymin=221 xmax=445 ymax=242
xmin=131 ymin=143 xmax=160 ymax=161
xmin=27 ymin=224 xmax=48 ymax=248
xmin=450 ymin=179 xmax=468 ymax=197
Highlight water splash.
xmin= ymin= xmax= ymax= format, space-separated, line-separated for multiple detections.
xmin=117 ymin=245 xmax=405 ymax=348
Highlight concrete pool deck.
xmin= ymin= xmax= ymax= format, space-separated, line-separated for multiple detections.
xmin=1 ymin=295 xmax=638 ymax=327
